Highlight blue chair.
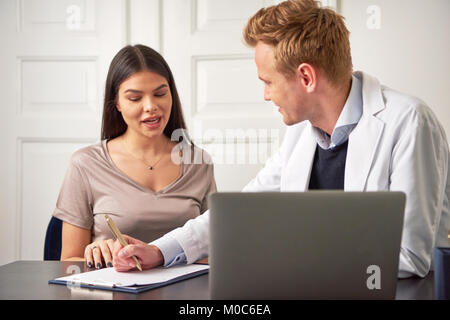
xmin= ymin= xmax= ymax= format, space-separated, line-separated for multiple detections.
xmin=44 ymin=217 xmax=62 ymax=260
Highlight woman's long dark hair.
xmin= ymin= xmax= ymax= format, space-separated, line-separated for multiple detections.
xmin=101 ymin=44 xmax=187 ymax=141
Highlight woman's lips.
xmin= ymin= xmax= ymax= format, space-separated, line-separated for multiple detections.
xmin=142 ymin=117 xmax=161 ymax=129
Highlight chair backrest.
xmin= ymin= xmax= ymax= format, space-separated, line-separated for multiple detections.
xmin=44 ymin=216 xmax=62 ymax=260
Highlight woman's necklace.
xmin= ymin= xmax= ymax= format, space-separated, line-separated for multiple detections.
xmin=122 ymin=138 xmax=169 ymax=171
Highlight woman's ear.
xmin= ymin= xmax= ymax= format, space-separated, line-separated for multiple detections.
xmin=116 ymin=103 xmax=122 ymax=112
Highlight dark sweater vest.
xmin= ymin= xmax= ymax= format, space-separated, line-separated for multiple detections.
xmin=308 ymin=140 xmax=348 ymax=190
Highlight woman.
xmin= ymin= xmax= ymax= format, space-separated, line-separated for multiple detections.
xmin=53 ymin=44 xmax=216 ymax=269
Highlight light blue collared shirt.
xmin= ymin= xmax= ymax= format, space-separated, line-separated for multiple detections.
xmin=312 ymin=75 xmax=363 ymax=149
xmin=154 ymin=75 xmax=364 ymax=267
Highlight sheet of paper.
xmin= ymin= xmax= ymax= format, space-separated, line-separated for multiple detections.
xmin=55 ymin=264 xmax=209 ymax=287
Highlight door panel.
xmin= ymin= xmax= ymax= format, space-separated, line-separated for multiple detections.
xmin=0 ymin=0 xmax=126 ymax=264
xmin=162 ymin=0 xmax=285 ymax=192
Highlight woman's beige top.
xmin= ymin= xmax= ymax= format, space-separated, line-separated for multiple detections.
xmin=53 ymin=140 xmax=217 ymax=243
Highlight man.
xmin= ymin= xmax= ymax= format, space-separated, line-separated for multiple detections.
xmin=113 ymin=0 xmax=449 ymax=278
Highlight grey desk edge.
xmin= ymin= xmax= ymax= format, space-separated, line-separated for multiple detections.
xmin=0 ymin=261 xmax=436 ymax=300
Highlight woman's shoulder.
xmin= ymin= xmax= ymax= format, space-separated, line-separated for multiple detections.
xmin=70 ymin=140 xmax=107 ymax=167
xmin=177 ymin=143 xmax=214 ymax=167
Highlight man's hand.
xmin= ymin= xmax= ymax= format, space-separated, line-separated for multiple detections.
xmin=112 ymin=234 xmax=164 ymax=272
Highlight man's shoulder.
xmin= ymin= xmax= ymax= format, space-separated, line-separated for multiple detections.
xmin=378 ymin=85 xmax=439 ymax=127
xmin=377 ymin=86 xmax=448 ymax=148
xmin=358 ymin=71 xmax=433 ymax=122
xmin=381 ymin=86 xmax=427 ymax=112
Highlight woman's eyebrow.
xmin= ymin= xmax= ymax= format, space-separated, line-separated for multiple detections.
xmin=123 ymin=84 xmax=168 ymax=94
xmin=153 ymin=84 xmax=168 ymax=92
xmin=124 ymin=89 xmax=143 ymax=94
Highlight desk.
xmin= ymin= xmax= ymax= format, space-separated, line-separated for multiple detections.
xmin=0 ymin=261 xmax=435 ymax=300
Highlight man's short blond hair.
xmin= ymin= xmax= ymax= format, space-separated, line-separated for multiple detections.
xmin=243 ymin=0 xmax=353 ymax=86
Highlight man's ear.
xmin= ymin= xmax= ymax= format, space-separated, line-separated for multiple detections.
xmin=297 ymin=63 xmax=316 ymax=93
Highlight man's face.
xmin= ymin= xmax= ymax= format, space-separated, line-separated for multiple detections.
xmin=254 ymin=42 xmax=308 ymax=126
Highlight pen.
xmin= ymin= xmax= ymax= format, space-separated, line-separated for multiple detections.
xmin=105 ymin=214 xmax=143 ymax=271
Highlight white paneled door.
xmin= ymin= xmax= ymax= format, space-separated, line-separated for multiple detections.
xmin=0 ymin=0 xmax=127 ymax=264
xmin=161 ymin=0 xmax=285 ymax=191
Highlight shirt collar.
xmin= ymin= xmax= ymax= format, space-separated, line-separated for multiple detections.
xmin=312 ymin=75 xmax=363 ymax=149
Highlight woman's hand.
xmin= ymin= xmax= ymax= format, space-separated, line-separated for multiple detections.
xmin=112 ymin=234 xmax=164 ymax=272
xmin=84 ymin=239 xmax=115 ymax=269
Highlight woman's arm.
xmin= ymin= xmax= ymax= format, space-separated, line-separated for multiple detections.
xmin=60 ymin=221 xmax=91 ymax=261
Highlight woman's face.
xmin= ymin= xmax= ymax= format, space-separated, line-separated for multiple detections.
xmin=116 ymin=70 xmax=172 ymax=140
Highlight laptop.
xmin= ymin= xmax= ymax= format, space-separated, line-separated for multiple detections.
xmin=209 ymin=191 xmax=406 ymax=299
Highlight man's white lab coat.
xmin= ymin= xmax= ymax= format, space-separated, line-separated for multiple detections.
xmin=166 ymin=71 xmax=450 ymax=278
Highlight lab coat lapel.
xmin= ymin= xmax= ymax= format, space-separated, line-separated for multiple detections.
xmin=345 ymin=115 xmax=384 ymax=191
xmin=282 ymin=123 xmax=317 ymax=191
xmin=345 ymin=72 xmax=386 ymax=191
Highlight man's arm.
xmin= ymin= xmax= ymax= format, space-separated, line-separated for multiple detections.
xmin=390 ymin=105 xmax=449 ymax=278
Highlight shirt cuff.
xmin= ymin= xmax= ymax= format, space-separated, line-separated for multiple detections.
xmin=150 ymin=236 xmax=187 ymax=267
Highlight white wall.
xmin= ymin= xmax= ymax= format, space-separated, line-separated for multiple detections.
xmin=340 ymin=0 xmax=450 ymax=141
